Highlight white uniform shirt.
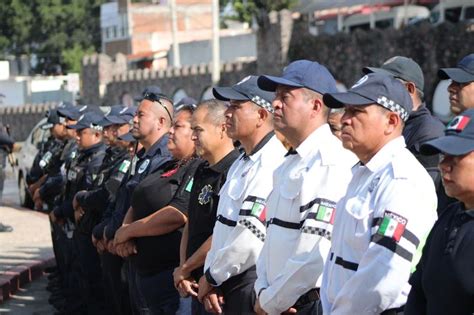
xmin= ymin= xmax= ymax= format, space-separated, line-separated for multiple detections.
xmin=321 ymin=136 xmax=437 ymax=315
xmin=255 ymin=124 xmax=355 ymax=315
xmin=204 ymin=134 xmax=286 ymax=286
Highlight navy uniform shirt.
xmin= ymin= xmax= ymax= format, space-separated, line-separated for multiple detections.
xmin=406 ymin=202 xmax=474 ymax=315
xmin=186 ymin=149 xmax=240 ymax=281
xmin=102 ymin=135 xmax=171 ymax=240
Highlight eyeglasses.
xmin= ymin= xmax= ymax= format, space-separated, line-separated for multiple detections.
xmin=143 ymin=92 xmax=173 ymax=122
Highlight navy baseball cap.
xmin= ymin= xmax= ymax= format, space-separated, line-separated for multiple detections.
xmin=175 ymin=96 xmax=197 ymax=107
xmin=258 ymin=59 xmax=338 ymax=95
xmin=57 ymin=104 xmax=89 ymax=120
xmin=42 ymin=109 xmax=65 ymax=129
xmin=103 ymin=106 xmax=137 ymax=126
xmin=118 ymin=131 xmax=136 ymax=142
xmin=420 ymin=109 xmax=474 ymax=156
xmin=67 ymin=112 xmax=104 ymax=131
xmin=363 ymin=56 xmax=425 ymax=91
xmin=213 ymin=75 xmax=275 ymax=113
xmin=323 ymin=73 xmax=413 ymax=122
xmin=438 ymin=53 xmax=474 ymax=83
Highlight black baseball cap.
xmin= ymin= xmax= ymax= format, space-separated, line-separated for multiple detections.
xmin=67 ymin=112 xmax=104 ymax=131
xmin=258 ymin=59 xmax=338 ymax=95
xmin=323 ymin=73 xmax=413 ymax=122
xmin=213 ymin=75 xmax=275 ymax=113
xmin=118 ymin=131 xmax=136 ymax=142
xmin=42 ymin=109 xmax=65 ymax=130
xmin=438 ymin=53 xmax=474 ymax=83
xmin=421 ymin=109 xmax=474 ymax=156
xmin=363 ymin=56 xmax=425 ymax=91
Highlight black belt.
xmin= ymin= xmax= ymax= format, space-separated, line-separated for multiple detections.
xmin=293 ymin=288 xmax=320 ymax=308
xmin=216 ymin=215 xmax=237 ymax=227
xmin=267 ymin=217 xmax=302 ymax=230
xmin=381 ymin=306 xmax=404 ymax=315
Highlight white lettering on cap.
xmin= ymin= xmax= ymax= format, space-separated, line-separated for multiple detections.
xmin=351 ymin=75 xmax=369 ymax=89
xmin=119 ymin=107 xmax=128 ymax=114
xmin=78 ymin=114 xmax=85 ymax=122
xmin=383 ymin=56 xmax=400 ymax=66
xmin=79 ymin=105 xmax=88 ymax=112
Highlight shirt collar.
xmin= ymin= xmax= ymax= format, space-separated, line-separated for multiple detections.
xmin=293 ymin=124 xmax=337 ymax=165
xmin=80 ymin=142 xmax=105 ymax=155
xmin=240 ymin=131 xmax=275 ymax=161
xmin=364 ymin=136 xmax=406 ymax=173
xmin=210 ymin=149 xmax=241 ymax=173
xmin=144 ymin=134 xmax=169 ymax=158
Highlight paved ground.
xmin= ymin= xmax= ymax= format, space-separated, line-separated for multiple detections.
xmin=0 ymin=275 xmax=54 ymax=314
xmin=0 ymin=169 xmax=55 ymax=311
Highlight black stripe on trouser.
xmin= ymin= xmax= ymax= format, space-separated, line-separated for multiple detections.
xmin=334 ymin=256 xmax=359 ymax=271
xmin=239 ymin=219 xmax=265 ymax=242
xmin=371 ymin=234 xmax=413 ymax=262
xmin=372 ymin=218 xmax=420 ymax=247
xmin=267 ymin=217 xmax=302 ymax=229
xmin=216 ymin=215 xmax=237 ymax=227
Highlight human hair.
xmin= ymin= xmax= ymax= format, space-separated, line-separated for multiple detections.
xmin=195 ymin=99 xmax=228 ymax=125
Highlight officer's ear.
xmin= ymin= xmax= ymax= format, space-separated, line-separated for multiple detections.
xmin=405 ymin=82 xmax=417 ymax=95
xmin=384 ymin=111 xmax=402 ymax=135
xmin=256 ymin=107 xmax=269 ymax=127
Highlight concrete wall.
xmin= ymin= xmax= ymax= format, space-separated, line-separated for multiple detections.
xmin=0 ymin=103 xmax=56 ymax=141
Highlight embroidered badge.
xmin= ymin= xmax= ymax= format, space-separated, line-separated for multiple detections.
xmin=138 ymin=159 xmax=150 ymax=174
xmin=377 ymin=210 xmax=407 ymax=242
xmin=447 ymin=115 xmax=470 ymax=131
xmin=198 ymin=184 xmax=213 ymax=205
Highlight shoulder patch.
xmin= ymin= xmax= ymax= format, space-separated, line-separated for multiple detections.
xmin=377 ymin=210 xmax=407 ymax=242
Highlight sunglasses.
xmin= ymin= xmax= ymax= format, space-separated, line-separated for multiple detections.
xmin=143 ymin=92 xmax=173 ymax=122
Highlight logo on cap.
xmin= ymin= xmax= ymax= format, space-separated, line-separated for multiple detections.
xmin=447 ymin=115 xmax=471 ymax=131
xmin=78 ymin=114 xmax=85 ymax=122
xmin=79 ymin=106 xmax=88 ymax=112
xmin=352 ymin=75 xmax=369 ymax=89
xmin=237 ymin=76 xmax=251 ymax=85
xmin=120 ymin=107 xmax=128 ymax=114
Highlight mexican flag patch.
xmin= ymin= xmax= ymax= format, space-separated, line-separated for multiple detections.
xmin=377 ymin=210 xmax=407 ymax=242
xmin=316 ymin=202 xmax=336 ymax=224
xmin=250 ymin=199 xmax=266 ymax=222
xmin=447 ymin=115 xmax=470 ymax=131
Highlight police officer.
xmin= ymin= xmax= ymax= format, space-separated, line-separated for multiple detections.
xmin=363 ymin=56 xmax=447 ymax=213
xmin=74 ymin=104 xmax=135 ymax=315
xmin=61 ymin=111 xmax=107 ymax=314
xmin=254 ymin=60 xmax=355 ymax=315
xmin=30 ymin=109 xmax=69 ymax=211
xmin=438 ymin=53 xmax=474 ymax=115
xmin=320 ymin=73 xmax=438 ymax=315
xmin=109 ymin=87 xmax=173 ymax=312
xmin=197 ymin=76 xmax=287 ymax=314
xmin=173 ymin=100 xmax=240 ymax=315
xmin=405 ymin=109 xmax=474 ymax=315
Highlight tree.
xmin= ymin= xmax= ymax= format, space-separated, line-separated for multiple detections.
xmin=222 ymin=0 xmax=297 ymax=26
xmin=0 ymin=0 xmax=106 ymax=75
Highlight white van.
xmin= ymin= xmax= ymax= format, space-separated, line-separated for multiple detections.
xmin=343 ymin=5 xmax=430 ymax=32
xmin=430 ymin=0 xmax=474 ymax=24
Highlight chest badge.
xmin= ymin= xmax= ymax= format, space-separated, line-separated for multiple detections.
xmin=138 ymin=159 xmax=150 ymax=174
xmin=198 ymin=184 xmax=213 ymax=205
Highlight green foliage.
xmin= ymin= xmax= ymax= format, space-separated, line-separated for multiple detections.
xmin=225 ymin=0 xmax=297 ymax=25
xmin=0 ymin=0 xmax=106 ymax=74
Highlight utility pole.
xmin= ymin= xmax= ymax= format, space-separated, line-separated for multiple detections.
xmin=170 ymin=0 xmax=180 ymax=67
xmin=211 ymin=0 xmax=220 ymax=84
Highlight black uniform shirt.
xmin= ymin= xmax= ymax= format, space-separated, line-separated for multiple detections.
xmin=130 ymin=158 xmax=201 ymax=275
xmin=406 ymin=202 xmax=474 ymax=315
xmin=186 ymin=149 xmax=240 ymax=281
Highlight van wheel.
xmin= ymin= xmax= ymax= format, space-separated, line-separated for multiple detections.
xmin=19 ymin=174 xmax=34 ymax=209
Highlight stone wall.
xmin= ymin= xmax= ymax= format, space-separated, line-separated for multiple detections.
xmin=0 ymin=103 xmax=56 ymax=141
xmin=288 ymin=20 xmax=474 ymax=105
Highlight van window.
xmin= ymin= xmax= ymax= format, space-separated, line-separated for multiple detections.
xmin=375 ymin=18 xmax=394 ymax=29
xmin=465 ymin=7 xmax=474 ymax=20
xmin=445 ymin=7 xmax=462 ymax=23
xmin=349 ymin=23 xmax=371 ymax=32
